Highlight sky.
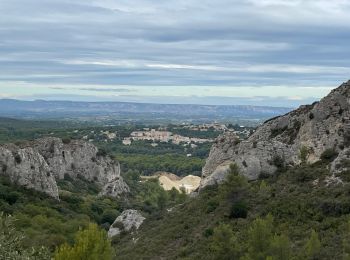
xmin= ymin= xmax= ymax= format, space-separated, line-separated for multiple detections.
xmin=0 ymin=0 xmax=350 ymax=107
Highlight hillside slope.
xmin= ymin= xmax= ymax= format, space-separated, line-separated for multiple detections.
xmin=201 ymin=80 xmax=350 ymax=187
xmin=114 ymin=161 xmax=350 ymax=259
xmin=112 ymin=81 xmax=350 ymax=260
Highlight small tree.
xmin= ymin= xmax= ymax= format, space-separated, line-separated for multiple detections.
xmin=220 ymin=163 xmax=249 ymax=200
xmin=0 ymin=213 xmax=50 ymax=260
xmin=245 ymin=214 xmax=274 ymax=260
xmin=230 ymin=200 xmax=248 ymax=219
xmin=305 ymin=229 xmax=321 ymax=260
xmin=259 ymin=180 xmax=271 ymax=198
xmin=210 ymin=224 xmax=239 ymax=260
xmin=269 ymin=234 xmax=291 ymax=260
xmin=54 ymin=223 xmax=114 ymax=260
xmin=343 ymin=220 xmax=350 ymax=260
xmin=299 ymin=146 xmax=310 ymax=164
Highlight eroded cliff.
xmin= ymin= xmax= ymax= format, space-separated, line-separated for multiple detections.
xmin=0 ymin=137 xmax=129 ymax=199
xmin=201 ymin=80 xmax=350 ymax=188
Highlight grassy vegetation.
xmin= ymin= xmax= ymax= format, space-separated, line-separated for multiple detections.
xmin=113 ymin=162 xmax=350 ymax=259
xmin=0 ymin=172 xmax=185 ymax=253
xmin=116 ymin=153 xmax=204 ymax=176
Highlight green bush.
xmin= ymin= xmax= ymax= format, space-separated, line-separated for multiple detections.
xmin=96 ymin=149 xmax=107 ymax=157
xmin=0 ymin=213 xmax=50 ymax=259
xmin=54 ymin=223 xmax=114 ymax=260
xmin=62 ymin=138 xmax=71 ymax=144
xmin=14 ymin=153 xmax=22 ymax=164
xmin=229 ymin=200 xmax=248 ymax=219
xmin=320 ymin=149 xmax=338 ymax=162
xmin=100 ymin=210 xmax=118 ymax=225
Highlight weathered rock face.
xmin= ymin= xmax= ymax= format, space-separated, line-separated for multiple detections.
xmin=201 ymin=80 xmax=350 ymax=188
xmin=0 ymin=145 xmax=59 ymax=199
xmin=108 ymin=210 xmax=145 ymax=238
xmin=0 ymin=137 xmax=129 ymax=199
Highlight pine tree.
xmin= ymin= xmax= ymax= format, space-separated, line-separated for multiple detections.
xmin=269 ymin=234 xmax=291 ymax=260
xmin=343 ymin=220 xmax=350 ymax=260
xmin=305 ymin=229 xmax=321 ymax=260
xmin=210 ymin=223 xmax=239 ymax=260
xmin=54 ymin=223 xmax=114 ymax=260
xmin=245 ymin=214 xmax=274 ymax=260
xmin=220 ymin=163 xmax=249 ymax=200
xmin=258 ymin=180 xmax=271 ymax=198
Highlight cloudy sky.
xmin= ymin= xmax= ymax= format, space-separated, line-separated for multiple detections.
xmin=0 ymin=0 xmax=349 ymax=107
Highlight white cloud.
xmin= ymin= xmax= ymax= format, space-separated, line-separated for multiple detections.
xmin=0 ymin=0 xmax=349 ymax=106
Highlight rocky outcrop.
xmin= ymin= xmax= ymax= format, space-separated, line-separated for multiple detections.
xmin=201 ymin=80 xmax=350 ymax=188
xmin=331 ymin=148 xmax=350 ymax=174
xmin=0 ymin=145 xmax=59 ymax=199
xmin=108 ymin=210 xmax=145 ymax=238
xmin=0 ymin=137 xmax=129 ymax=199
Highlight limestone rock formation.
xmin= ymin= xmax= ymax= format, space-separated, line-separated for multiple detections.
xmin=0 ymin=145 xmax=59 ymax=199
xmin=108 ymin=210 xmax=145 ymax=238
xmin=201 ymin=80 xmax=350 ymax=188
xmin=0 ymin=137 xmax=129 ymax=199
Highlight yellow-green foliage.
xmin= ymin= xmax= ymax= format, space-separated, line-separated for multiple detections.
xmin=305 ymin=229 xmax=321 ymax=259
xmin=54 ymin=223 xmax=113 ymax=260
xmin=209 ymin=224 xmax=239 ymax=259
xmin=0 ymin=213 xmax=50 ymax=260
xmin=299 ymin=145 xmax=310 ymax=164
xmin=343 ymin=220 xmax=350 ymax=260
xmin=245 ymin=214 xmax=274 ymax=260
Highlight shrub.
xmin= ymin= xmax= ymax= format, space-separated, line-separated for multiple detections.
xmin=100 ymin=210 xmax=118 ymax=225
xmin=203 ymin=228 xmax=214 ymax=238
xmin=272 ymin=155 xmax=284 ymax=168
xmin=220 ymin=164 xmax=249 ymax=200
xmin=206 ymin=199 xmax=219 ymax=213
xmin=1 ymin=164 xmax=7 ymax=173
xmin=304 ymin=230 xmax=321 ymax=259
xmin=320 ymin=149 xmax=338 ymax=162
xmin=54 ymin=223 xmax=114 ymax=260
xmin=0 ymin=213 xmax=50 ymax=259
xmin=62 ymin=138 xmax=71 ymax=144
xmin=5 ymin=192 xmax=20 ymax=205
xmin=210 ymin=224 xmax=239 ymax=260
xmin=60 ymin=193 xmax=83 ymax=205
xmin=14 ymin=153 xmax=22 ymax=164
xmin=229 ymin=200 xmax=248 ymax=219
xmin=309 ymin=113 xmax=314 ymax=120
xmin=299 ymin=146 xmax=310 ymax=164
xmin=96 ymin=149 xmax=107 ymax=157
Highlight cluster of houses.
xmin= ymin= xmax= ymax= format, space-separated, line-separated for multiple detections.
xmin=122 ymin=129 xmax=212 ymax=146
xmin=182 ymin=122 xmax=228 ymax=131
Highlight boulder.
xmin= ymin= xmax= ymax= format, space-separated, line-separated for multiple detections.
xmin=108 ymin=210 xmax=145 ymax=238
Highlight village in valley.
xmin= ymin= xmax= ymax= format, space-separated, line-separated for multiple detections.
xmin=121 ymin=122 xmax=253 ymax=147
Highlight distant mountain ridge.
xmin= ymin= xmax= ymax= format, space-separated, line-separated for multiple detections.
xmin=0 ymin=99 xmax=292 ymax=122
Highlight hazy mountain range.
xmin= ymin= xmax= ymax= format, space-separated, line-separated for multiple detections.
xmin=0 ymin=99 xmax=291 ymax=124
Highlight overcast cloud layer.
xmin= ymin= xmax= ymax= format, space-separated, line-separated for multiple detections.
xmin=0 ymin=0 xmax=349 ymax=106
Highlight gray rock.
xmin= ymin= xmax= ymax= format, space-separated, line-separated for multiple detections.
xmin=201 ymin=80 xmax=350 ymax=188
xmin=331 ymin=148 xmax=350 ymax=174
xmin=0 ymin=145 xmax=59 ymax=199
xmin=108 ymin=210 xmax=145 ymax=238
xmin=0 ymin=138 xmax=129 ymax=199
